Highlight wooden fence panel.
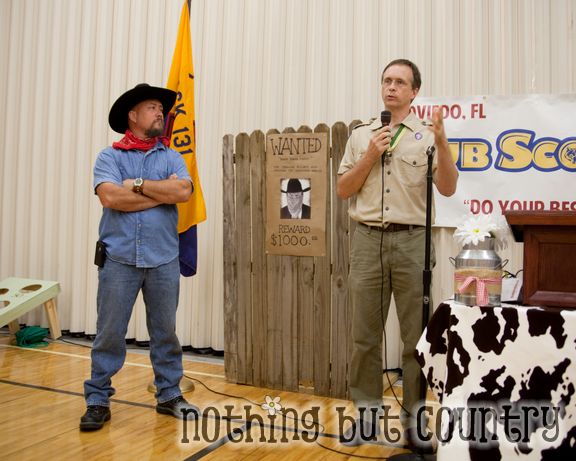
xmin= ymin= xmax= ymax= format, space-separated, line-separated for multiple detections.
xmin=235 ymin=133 xmax=252 ymax=385
xmin=279 ymin=126 xmax=300 ymax=392
xmin=224 ymin=122 xmax=357 ymax=398
xmin=295 ymin=125 xmax=315 ymax=392
xmin=313 ymin=123 xmax=331 ymax=396
xmin=265 ymin=128 xmax=284 ymax=389
xmin=222 ymin=134 xmax=237 ymax=382
xmin=330 ymin=121 xmax=351 ymax=398
xmin=250 ymin=130 xmax=267 ymax=387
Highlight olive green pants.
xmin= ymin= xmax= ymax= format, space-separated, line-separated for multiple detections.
xmin=348 ymin=224 xmax=434 ymax=427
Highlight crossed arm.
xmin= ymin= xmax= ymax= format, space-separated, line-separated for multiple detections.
xmin=96 ymin=175 xmax=192 ymax=212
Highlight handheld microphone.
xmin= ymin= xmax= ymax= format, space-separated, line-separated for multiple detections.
xmin=380 ymin=110 xmax=392 ymax=165
xmin=381 ymin=110 xmax=391 ymax=127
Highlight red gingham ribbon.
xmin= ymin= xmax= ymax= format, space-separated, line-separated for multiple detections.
xmin=455 ymin=274 xmax=501 ymax=306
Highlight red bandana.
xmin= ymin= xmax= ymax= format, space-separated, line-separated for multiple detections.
xmin=113 ymin=130 xmax=170 ymax=152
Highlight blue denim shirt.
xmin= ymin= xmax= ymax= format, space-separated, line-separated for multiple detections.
xmin=93 ymin=142 xmax=191 ymax=268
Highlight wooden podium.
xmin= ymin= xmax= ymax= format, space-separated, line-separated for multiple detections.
xmin=505 ymin=211 xmax=576 ymax=308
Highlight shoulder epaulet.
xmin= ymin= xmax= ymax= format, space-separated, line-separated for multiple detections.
xmin=352 ymin=118 xmax=376 ymax=130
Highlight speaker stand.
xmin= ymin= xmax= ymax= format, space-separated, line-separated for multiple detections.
xmin=389 ymin=146 xmax=437 ymax=461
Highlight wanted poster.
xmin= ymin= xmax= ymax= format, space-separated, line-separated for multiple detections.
xmin=265 ymin=132 xmax=328 ymax=256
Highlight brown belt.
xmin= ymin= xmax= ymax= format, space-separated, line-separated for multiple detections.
xmin=360 ymin=222 xmax=422 ymax=232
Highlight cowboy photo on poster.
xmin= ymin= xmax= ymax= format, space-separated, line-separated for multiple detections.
xmin=266 ymin=132 xmax=328 ymax=256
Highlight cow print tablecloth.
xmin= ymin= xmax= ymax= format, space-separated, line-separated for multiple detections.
xmin=416 ymin=301 xmax=576 ymax=460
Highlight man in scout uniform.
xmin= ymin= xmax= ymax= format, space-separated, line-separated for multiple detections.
xmin=337 ymin=59 xmax=458 ymax=450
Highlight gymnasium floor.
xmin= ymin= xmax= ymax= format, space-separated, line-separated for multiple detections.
xmin=0 ymin=333 xmax=419 ymax=460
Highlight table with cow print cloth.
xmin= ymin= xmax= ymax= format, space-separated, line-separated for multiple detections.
xmin=416 ymin=301 xmax=576 ymax=460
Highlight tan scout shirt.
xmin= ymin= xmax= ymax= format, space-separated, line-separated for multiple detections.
xmin=338 ymin=112 xmax=438 ymax=227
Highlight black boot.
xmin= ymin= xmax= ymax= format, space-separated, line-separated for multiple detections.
xmin=156 ymin=395 xmax=199 ymax=420
xmin=80 ymin=405 xmax=111 ymax=431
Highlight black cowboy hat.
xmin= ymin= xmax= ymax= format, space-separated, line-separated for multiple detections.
xmin=108 ymin=83 xmax=177 ymax=134
xmin=281 ymin=178 xmax=311 ymax=193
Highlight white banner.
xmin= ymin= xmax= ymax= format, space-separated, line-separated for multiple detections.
xmin=412 ymin=94 xmax=576 ymax=226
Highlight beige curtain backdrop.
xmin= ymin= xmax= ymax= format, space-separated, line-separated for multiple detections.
xmin=1 ymin=0 xmax=574 ymax=362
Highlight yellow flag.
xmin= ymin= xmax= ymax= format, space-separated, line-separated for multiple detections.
xmin=167 ymin=0 xmax=206 ymax=233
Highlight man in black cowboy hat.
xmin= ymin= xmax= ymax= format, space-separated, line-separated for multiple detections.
xmin=81 ymin=84 xmax=198 ymax=431
xmin=280 ymin=178 xmax=311 ymax=219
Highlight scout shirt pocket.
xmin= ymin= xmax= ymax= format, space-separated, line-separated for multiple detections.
xmin=397 ymin=154 xmax=427 ymax=187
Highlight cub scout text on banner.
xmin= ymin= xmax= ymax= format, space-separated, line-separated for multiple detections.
xmin=167 ymin=0 xmax=206 ymax=276
xmin=417 ymin=94 xmax=576 ymax=227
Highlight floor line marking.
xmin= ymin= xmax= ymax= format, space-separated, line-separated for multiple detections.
xmin=0 ymin=344 xmax=225 ymax=379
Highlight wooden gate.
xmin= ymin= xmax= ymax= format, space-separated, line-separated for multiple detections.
xmin=223 ymin=121 xmax=361 ymax=398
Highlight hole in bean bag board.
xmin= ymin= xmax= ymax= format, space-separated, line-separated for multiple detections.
xmin=20 ymin=284 xmax=42 ymax=294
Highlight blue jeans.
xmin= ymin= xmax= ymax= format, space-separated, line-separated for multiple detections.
xmin=84 ymin=257 xmax=183 ymax=405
